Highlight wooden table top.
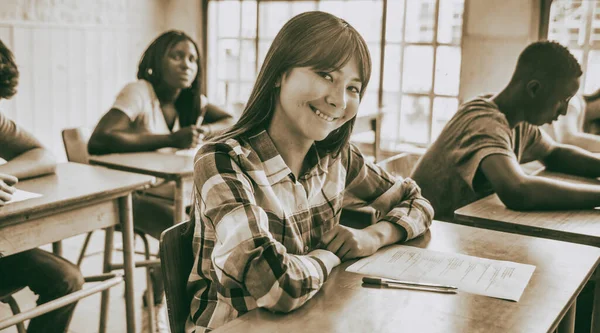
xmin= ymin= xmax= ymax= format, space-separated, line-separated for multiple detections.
xmin=89 ymin=150 xmax=194 ymax=179
xmin=213 ymin=221 xmax=600 ymax=333
xmin=454 ymin=170 xmax=600 ymax=246
xmin=0 ymin=162 xmax=155 ymax=224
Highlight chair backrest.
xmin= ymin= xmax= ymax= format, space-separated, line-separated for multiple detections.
xmin=160 ymin=220 xmax=195 ymax=333
xmin=62 ymin=127 xmax=92 ymax=164
xmin=376 ymin=152 xmax=423 ymax=178
xmin=352 ymin=113 xmax=382 ymax=162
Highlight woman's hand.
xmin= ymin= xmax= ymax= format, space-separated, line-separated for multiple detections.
xmin=170 ymin=126 xmax=202 ymax=148
xmin=0 ymin=173 xmax=18 ymax=206
xmin=320 ymin=224 xmax=380 ymax=261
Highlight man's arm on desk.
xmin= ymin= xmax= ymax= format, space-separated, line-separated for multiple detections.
xmin=542 ymin=143 xmax=600 ymax=178
xmin=480 ymin=153 xmax=600 ymax=211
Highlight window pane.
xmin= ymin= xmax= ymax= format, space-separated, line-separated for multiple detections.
xmin=431 ymin=97 xmax=458 ymax=141
xmin=241 ymin=1 xmax=257 ymax=38
xmin=240 ymin=40 xmax=256 ymax=81
xmin=218 ymin=1 xmax=241 ymax=38
xmin=259 ymin=2 xmax=292 ymax=39
xmin=360 ymin=91 xmax=379 ymax=115
xmin=437 ymin=0 xmax=464 ymax=44
xmin=342 ymin=1 xmax=383 ymax=43
xmin=405 ymin=0 xmax=436 ymax=43
xmin=592 ymin=0 xmax=600 ymax=47
xmin=549 ymin=0 xmax=586 ymax=47
xmin=402 ymin=46 xmax=433 ymax=93
xmin=318 ymin=1 xmax=346 ymax=18
xmin=434 ymin=46 xmax=461 ymax=96
xmin=217 ymin=39 xmax=240 ymax=81
xmin=291 ymin=1 xmax=318 ymax=16
xmin=585 ymin=50 xmax=600 ymax=94
xmin=367 ymin=42 xmax=381 ymax=106
xmin=399 ymin=95 xmax=430 ymax=144
xmin=383 ymin=44 xmax=402 ymax=92
xmin=380 ymin=109 xmax=400 ymax=144
xmin=258 ymin=40 xmax=272 ymax=71
xmin=385 ymin=0 xmax=404 ymax=43
xmin=571 ymin=48 xmax=584 ymax=63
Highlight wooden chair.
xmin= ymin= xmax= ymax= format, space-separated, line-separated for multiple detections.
xmin=352 ymin=113 xmax=382 ymax=162
xmin=61 ymin=127 xmax=159 ymax=332
xmin=377 ymin=152 xmax=423 ymax=178
xmin=61 ymin=127 xmax=92 ymax=164
xmin=0 ymin=274 xmax=123 ymax=332
xmin=0 ymin=287 xmax=26 ymax=333
xmin=160 ymin=220 xmax=195 ymax=333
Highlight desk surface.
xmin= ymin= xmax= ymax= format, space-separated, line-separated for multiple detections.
xmin=454 ymin=170 xmax=600 ymax=246
xmin=0 ymin=162 xmax=154 ymax=224
xmin=89 ymin=150 xmax=194 ymax=179
xmin=213 ymin=221 xmax=600 ymax=333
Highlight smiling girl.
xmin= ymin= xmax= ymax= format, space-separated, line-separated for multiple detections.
xmin=186 ymin=11 xmax=433 ymax=332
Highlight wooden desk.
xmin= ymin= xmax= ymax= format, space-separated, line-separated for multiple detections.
xmin=454 ymin=170 xmax=600 ymax=332
xmin=0 ymin=163 xmax=154 ymax=333
xmin=213 ymin=221 xmax=600 ymax=333
xmin=454 ymin=170 xmax=600 ymax=247
xmin=89 ymin=151 xmax=194 ymax=224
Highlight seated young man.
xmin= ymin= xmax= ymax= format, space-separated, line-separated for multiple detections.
xmin=542 ymin=88 xmax=600 ymax=152
xmin=411 ymin=40 xmax=600 ymax=222
xmin=0 ymin=39 xmax=84 ymax=333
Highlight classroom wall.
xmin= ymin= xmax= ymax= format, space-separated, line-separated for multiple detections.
xmin=459 ymin=0 xmax=541 ymax=101
xmin=0 ymin=0 xmax=199 ymax=162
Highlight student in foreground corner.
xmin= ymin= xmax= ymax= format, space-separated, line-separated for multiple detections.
xmin=412 ymin=40 xmax=600 ymax=222
xmin=0 ymin=39 xmax=84 ymax=332
xmin=186 ymin=11 xmax=433 ymax=333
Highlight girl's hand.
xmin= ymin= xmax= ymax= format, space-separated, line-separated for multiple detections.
xmin=170 ymin=126 xmax=202 ymax=148
xmin=320 ymin=224 xmax=380 ymax=261
xmin=0 ymin=173 xmax=18 ymax=206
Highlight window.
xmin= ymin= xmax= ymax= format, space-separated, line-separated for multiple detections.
xmin=548 ymin=0 xmax=600 ymax=94
xmin=206 ymin=0 xmax=465 ymax=149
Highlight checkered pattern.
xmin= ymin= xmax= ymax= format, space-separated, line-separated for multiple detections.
xmin=186 ymin=129 xmax=434 ymax=332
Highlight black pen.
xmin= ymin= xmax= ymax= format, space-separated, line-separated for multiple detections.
xmin=362 ymin=276 xmax=458 ymax=293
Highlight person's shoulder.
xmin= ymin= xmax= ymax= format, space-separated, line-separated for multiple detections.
xmin=457 ymin=95 xmax=508 ymax=126
xmin=194 ymin=137 xmax=249 ymax=164
xmin=118 ymin=80 xmax=154 ymax=98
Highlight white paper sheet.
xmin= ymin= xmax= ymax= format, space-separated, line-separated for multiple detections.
xmin=346 ymin=245 xmax=535 ymax=302
xmin=5 ymin=189 xmax=42 ymax=204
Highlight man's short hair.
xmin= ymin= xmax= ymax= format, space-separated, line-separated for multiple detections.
xmin=0 ymin=39 xmax=19 ymax=99
xmin=511 ymin=41 xmax=582 ymax=83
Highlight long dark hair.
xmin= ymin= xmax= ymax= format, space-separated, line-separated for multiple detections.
xmin=0 ymin=39 xmax=19 ymax=100
xmin=211 ymin=11 xmax=372 ymax=157
xmin=137 ymin=30 xmax=203 ymax=127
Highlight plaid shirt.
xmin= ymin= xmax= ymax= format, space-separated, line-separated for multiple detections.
xmin=186 ymin=129 xmax=434 ymax=332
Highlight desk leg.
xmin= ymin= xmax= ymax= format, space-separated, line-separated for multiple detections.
xmin=174 ymin=178 xmax=185 ymax=225
xmin=592 ymin=267 xmax=600 ymax=333
xmin=119 ymin=194 xmax=137 ymax=333
xmin=99 ymin=227 xmax=114 ymax=333
xmin=557 ymin=302 xmax=576 ymax=333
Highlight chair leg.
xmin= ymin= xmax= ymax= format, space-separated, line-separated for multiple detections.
xmin=141 ymin=233 xmax=156 ymax=333
xmin=77 ymin=231 xmax=94 ymax=267
xmin=99 ymin=227 xmax=114 ymax=333
xmin=5 ymin=296 xmax=27 ymax=333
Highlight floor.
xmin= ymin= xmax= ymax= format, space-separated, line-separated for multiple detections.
xmin=0 ymin=231 xmax=166 ymax=333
